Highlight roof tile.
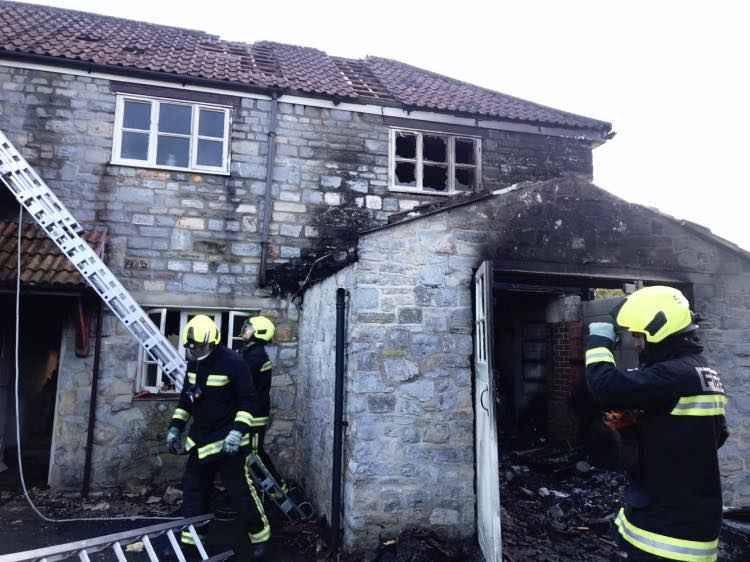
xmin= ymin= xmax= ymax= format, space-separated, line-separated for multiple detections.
xmin=0 ymin=1 xmax=610 ymax=131
xmin=0 ymin=221 xmax=107 ymax=289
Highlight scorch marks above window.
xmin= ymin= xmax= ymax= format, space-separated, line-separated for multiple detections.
xmin=389 ymin=129 xmax=481 ymax=194
xmin=112 ymin=95 xmax=230 ymax=174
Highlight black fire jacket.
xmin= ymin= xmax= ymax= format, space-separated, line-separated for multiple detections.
xmin=241 ymin=342 xmax=273 ymax=427
xmin=169 ymin=345 xmax=258 ymax=461
xmin=585 ymin=334 xmax=728 ymax=560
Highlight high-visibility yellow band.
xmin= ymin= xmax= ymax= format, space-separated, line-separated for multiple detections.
xmin=180 ymin=530 xmax=203 ymax=545
xmin=615 ymin=508 xmax=718 ymax=561
xmin=260 ymin=360 xmax=273 ymax=372
xmin=187 ymin=372 xmax=197 ymax=385
xmin=585 ymin=347 xmax=616 ymax=366
xmin=185 ymin=436 xmax=196 ymax=451
xmin=671 ymin=394 xmax=727 ymax=417
xmin=172 ymin=408 xmax=190 ymax=422
xmin=197 ymin=439 xmax=224 ymax=460
xmin=206 ymin=374 xmax=229 ymax=387
xmin=244 ymin=461 xmax=270 ymax=544
xmin=235 ymin=411 xmax=269 ymax=428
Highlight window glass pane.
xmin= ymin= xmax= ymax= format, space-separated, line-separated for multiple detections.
xmin=145 ymin=363 xmax=158 ymax=387
xmin=197 ymin=139 xmax=223 ymax=167
xmin=157 ymin=136 xmax=190 ymax=167
xmin=395 ymin=161 xmax=416 ymax=186
xmin=158 ymin=103 xmax=192 ymax=135
xmin=455 ymin=167 xmax=476 ymax=191
xmin=423 ymin=135 xmax=447 ymax=162
xmin=121 ymin=131 xmax=149 ymax=160
xmin=455 ymin=138 xmax=476 ymax=165
xmin=395 ymin=132 xmax=416 ymax=159
xmin=199 ymin=109 xmax=225 ymax=138
xmin=123 ymin=100 xmax=151 ymax=130
xmin=423 ymin=165 xmax=448 ymax=191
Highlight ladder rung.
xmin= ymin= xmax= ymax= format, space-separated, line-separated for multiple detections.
xmin=112 ymin=542 xmax=127 ymax=562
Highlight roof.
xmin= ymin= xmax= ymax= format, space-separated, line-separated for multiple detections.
xmin=0 ymin=1 xmax=611 ymax=132
xmin=364 ymin=177 xmax=750 ymax=262
xmin=0 ymin=221 xmax=107 ymax=288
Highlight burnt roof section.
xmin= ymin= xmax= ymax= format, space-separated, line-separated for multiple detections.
xmin=0 ymin=221 xmax=108 ymax=288
xmin=0 ymin=1 xmax=611 ymax=132
xmin=364 ymin=178 xmax=750 ymax=263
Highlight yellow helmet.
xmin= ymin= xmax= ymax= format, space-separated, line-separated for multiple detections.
xmin=242 ymin=315 xmax=275 ymax=342
xmin=613 ymin=286 xmax=696 ymax=343
xmin=182 ymin=314 xmax=220 ymax=346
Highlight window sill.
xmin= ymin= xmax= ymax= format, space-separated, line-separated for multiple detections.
xmin=133 ymin=391 xmax=180 ymax=401
xmin=388 ymin=186 xmax=470 ymax=197
xmin=109 ymin=160 xmax=230 ymax=177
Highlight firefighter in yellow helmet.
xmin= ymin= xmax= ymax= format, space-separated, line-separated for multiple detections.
xmin=238 ymin=316 xmax=289 ymax=498
xmin=585 ymin=286 xmax=728 ymax=561
xmin=166 ymin=315 xmax=270 ymax=561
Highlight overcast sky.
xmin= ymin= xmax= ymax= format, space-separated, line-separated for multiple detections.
xmin=22 ymin=0 xmax=750 ymax=250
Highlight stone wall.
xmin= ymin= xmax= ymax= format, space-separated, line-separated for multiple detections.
xmin=0 ymin=62 xmax=597 ymax=489
xmin=297 ymin=266 xmax=354 ymax=523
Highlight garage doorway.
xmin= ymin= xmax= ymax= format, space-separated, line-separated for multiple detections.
xmin=473 ymin=262 xmax=690 ymax=562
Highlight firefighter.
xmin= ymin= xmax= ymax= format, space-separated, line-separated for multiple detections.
xmin=166 ymin=315 xmax=270 ymax=561
xmin=239 ymin=316 xmax=289 ymax=497
xmin=585 ymin=286 xmax=728 ymax=561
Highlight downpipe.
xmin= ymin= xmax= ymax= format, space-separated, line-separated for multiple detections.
xmin=81 ymin=300 xmax=103 ymax=497
xmin=330 ymin=288 xmax=348 ymax=553
xmin=258 ymin=93 xmax=280 ymax=287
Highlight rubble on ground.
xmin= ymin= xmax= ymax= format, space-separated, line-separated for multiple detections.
xmin=499 ymin=444 xmax=750 ymax=561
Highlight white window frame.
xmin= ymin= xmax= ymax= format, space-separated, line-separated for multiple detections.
xmin=388 ymin=127 xmax=482 ymax=195
xmin=137 ymin=308 xmax=259 ymax=395
xmin=112 ymin=94 xmax=232 ymax=175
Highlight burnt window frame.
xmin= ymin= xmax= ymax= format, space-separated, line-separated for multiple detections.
xmin=111 ymin=94 xmax=232 ymax=175
xmin=388 ymin=128 xmax=481 ymax=195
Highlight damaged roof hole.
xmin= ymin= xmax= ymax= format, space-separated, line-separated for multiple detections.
xmin=423 ymin=135 xmax=447 ymax=162
xmin=395 ymin=162 xmax=416 ymax=186
xmin=423 ymin=164 xmax=448 ymax=191
xmin=395 ymin=132 xmax=416 ymax=159
xmin=455 ymin=167 xmax=475 ymax=191
xmin=456 ymin=138 xmax=476 ymax=165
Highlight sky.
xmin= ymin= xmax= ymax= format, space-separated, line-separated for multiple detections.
xmin=20 ymin=0 xmax=750 ymax=250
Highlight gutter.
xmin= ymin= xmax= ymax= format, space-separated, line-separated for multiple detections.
xmin=258 ymin=93 xmax=280 ymax=287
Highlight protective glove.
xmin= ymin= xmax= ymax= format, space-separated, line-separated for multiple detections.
xmin=222 ymin=430 xmax=243 ymax=455
xmin=166 ymin=427 xmax=182 ymax=454
xmin=589 ymin=322 xmax=616 ymax=342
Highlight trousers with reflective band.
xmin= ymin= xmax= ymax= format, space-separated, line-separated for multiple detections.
xmin=671 ymin=394 xmax=727 ymax=416
xmin=616 ymin=509 xmax=718 ymax=561
xmin=182 ymin=450 xmax=269 ymax=546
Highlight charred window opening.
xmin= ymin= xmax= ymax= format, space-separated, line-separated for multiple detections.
xmin=423 ymin=165 xmax=448 ymax=191
xmin=423 ymin=135 xmax=447 ymax=162
xmin=456 ymin=138 xmax=475 ymax=165
xmin=455 ymin=167 xmax=476 ymax=191
xmin=390 ymin=129 xmax=480 ymax=194
xmin=395 ymin=132 xmax=417 ymax=159
xmin=395 ymin=162 xmax=416 ymax=186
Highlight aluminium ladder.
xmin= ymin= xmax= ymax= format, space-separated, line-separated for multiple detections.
xmin=0 ymin=515 xmax=230 ymax=562
xmin=0 ymin=128 xmax=186 ymax=390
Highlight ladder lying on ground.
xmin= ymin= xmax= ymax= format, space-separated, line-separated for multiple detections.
xmin=0 ymin=515 xmax=231 ymax=562
xmin=0 ymin=128 xmax=186 ymax=390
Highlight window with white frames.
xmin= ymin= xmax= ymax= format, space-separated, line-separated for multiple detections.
xmin=112 ymin=96 xmax=231 ymax=174
xmin=138 ymin=308 xmax=254 ymax=394
xmin=389 ymin=129 xmax=481 ymax=194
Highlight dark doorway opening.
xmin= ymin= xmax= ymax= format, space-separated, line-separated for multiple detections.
xmin=0 ymin=294 xmax=70 ymax=490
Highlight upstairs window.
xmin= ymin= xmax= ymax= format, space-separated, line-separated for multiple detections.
xmin=112 ymin=95 xmax=230 ymax=174
xmin=389 ymin=129 xmax=481 ymax=194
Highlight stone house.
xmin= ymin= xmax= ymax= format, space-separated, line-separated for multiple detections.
xmin=0 ymin=0 xmax=746 ymax=555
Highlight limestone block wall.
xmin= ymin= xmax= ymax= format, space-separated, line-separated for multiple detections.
xmin=297 ymin=266 xmax=354 ymax=524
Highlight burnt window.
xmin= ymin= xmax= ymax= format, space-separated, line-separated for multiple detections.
xmin=390 ymin=129 xmax=480 ymax=194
